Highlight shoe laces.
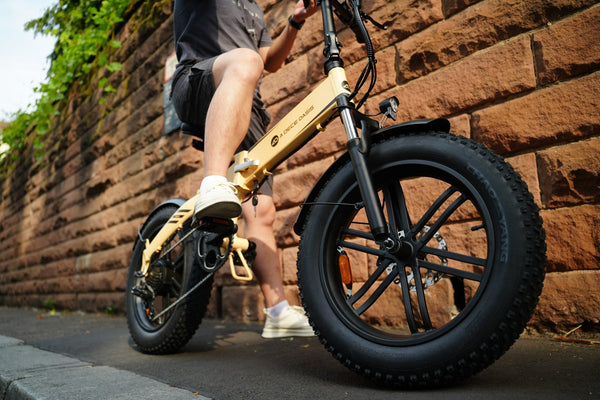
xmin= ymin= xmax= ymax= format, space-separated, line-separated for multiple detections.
xmin=204 ymin=181 xmax=238 ymax=195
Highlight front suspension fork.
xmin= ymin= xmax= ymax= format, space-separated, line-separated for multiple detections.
xmin=339 ymin=101 xmax=389 ymax=243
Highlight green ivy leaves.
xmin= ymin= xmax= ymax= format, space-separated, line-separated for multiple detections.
xmin=0 ymin=0 xmax=131 ymax=170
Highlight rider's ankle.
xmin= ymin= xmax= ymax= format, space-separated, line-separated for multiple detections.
xmin=266 ymin=300 xmax=289 ymax=318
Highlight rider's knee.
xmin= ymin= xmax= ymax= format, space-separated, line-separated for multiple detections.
xmin=242 ymin=195 xmax=276 ymax=226
xmin=258 ymin=200 xmax=276 ymax=226
xmin=224 ymin=49 xmax=264 ymax=84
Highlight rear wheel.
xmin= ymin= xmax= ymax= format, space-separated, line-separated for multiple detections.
xmin=297 ymin=132 xmax=546 ymax=387
xmin=125 ymin=205 xmax=212 ymax=354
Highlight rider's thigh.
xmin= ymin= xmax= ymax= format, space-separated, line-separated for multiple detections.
xmin=211 ymin=48 xmax=264 ymax=88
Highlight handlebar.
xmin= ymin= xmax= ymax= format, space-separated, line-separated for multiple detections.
xmin=330 ymin=0 xmax=386 ymax=44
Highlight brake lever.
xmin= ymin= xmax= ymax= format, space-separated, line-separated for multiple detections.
xmin=364 ymin=13 xmax=387 ymax=30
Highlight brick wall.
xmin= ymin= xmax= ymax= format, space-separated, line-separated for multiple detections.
xmin=0 ymin=0 xmax=598 ymax=333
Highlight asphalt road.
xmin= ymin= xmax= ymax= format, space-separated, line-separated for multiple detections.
xmin=0 ymin=306 xmax=598 ymax=399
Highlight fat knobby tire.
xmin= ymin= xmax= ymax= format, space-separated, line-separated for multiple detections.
xmin=297 ymin=131 xmax=546 ymax=388
xmin=125 ymin=205 xmax=213 ymax=354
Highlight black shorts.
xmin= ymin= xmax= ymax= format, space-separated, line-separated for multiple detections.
xmin=171 ymin=57 xmax=273 ymax=196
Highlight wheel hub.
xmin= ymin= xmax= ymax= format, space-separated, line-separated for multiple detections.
xmin=384 ymin=226 xmax=447 ymax=292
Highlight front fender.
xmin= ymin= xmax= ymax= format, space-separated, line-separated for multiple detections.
xmin=293 ymin=118 xmax=450 ymax=236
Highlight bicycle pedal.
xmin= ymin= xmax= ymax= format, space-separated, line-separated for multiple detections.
xmin=197 ymin=216 xmax=238 ymax=235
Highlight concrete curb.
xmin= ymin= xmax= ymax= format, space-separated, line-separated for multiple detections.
xmin=0 ymin=335 xmax=209 ymax=400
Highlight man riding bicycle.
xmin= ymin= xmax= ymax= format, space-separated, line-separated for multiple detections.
xmin=171 ymin=0 xmax=319 ymax=338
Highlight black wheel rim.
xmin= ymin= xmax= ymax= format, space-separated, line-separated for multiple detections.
xmin=321 ymin=160 xmax=496 ymax=346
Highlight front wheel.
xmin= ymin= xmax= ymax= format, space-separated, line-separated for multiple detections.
xmin=297 ymin=132 xmax=546 ymax=388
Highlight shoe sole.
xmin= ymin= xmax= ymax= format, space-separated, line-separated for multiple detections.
xmin=261 ymin=328 xmax=315 ymax=339
xmin=195 ymin=201 xmax=242 ymax=220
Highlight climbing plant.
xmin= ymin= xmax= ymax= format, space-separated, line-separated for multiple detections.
xmin=0 ymin=0 xmax=133 ymax=169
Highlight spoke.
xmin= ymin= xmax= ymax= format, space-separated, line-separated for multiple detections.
xmin=422 ymin=245 xmax=487 ymax=267
xmin=339 ymin=240 xmax=386 ymax=257
xmin=169 ymin=277 xmax=182 ymax=297
xmin=414 ymin=193 xmax=467 ymax=251
xmin=410 ymin=265 xmax=432 ymax=330
xmin=411 ymin=187 xmax=458 ymax=237
xmin=397 ymin=265 xmax=419 ymax=333
xmin=348 ymin=258 xmax=391 ymax=306
xmin=341 ymin=228 xmax=374 ymax=241
xmin=151 ymin=271 xmax=214 ymax=322
xmin=159 ymin=227 xmax=196 ymax=262
xmin=355 ymin=270 xmax=397 ymax=315
xmin=419 ymin=259 xmax=483 ymax=282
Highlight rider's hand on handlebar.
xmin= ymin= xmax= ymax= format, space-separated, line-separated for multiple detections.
xmin=293 ymin=0 xmax=319 ymax=23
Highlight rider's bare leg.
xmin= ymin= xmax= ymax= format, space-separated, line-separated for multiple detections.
xmin=194 ymin=49 xmax=264 ymax=219
xmin=203 ymin=48 xmax=264 ymax=178
xmin=242 ymin=194 xmax=314 ymax=338
xmin=241 ymin=194 xmax=286 ymax=309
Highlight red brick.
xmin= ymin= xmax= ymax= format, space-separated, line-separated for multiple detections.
xmin=256 ymin=0 xmax=278 ymax=12
xmin=448 ymin=114 xmax=471 ymax=138
xmin=531 ymin=270 xmax=600 ymax=330
xmin=472 ymin=72 xmax=600 ymax=154
xmin=541 ymin=205 xmax=600 ymax=273
xmin=534 ymin=5 xmax=600 ymax=85
xmin=506 ymin=152 xmax=542 ymax=208
xmin=78 ymin=269 xmax=127 ymax=293
xmin=77 ymin=292 xmax=125 ymax=313
xmin=282 ymin=246 xmax=299 ymax=285
xmin=340 ymin=0 xmax=444 ymax=67
xmin=1 ymin=0 xmax=599 ymax=327
xmin=261 ymin=55 xmax=310 ymax=105
xmin=273 ymin=157 xmax=333 ymax=209
xmin=221 ymin=285 xmax=264 ymax=322
xmin=274 ymin=206 xmax=301 ymax=247
xmin=396 ymin=0 xmax=598 ymax=82
xmin=442 ymin=0 xmax=479 ymax=17
xmin=537 ymin=137 xmax=600 ymax=208
xmin=75 ymin=245 xmax=131 ymax=275
xmin=392 ymin=36 xmax=536 ymax=120
xmin=283 ymin=285 xmax=303 ymax=308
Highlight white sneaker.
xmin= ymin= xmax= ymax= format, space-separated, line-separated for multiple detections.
xmin=194 ymin=181 xmax=242 ymax=220
xmin=262 ymin=306 xmax=315 ymax=339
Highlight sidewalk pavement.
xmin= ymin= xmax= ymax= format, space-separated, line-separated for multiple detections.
xmin=0 ymin=334 xmax=206 ymax=400
xmin=0 ymin=306 xmax=599 ymax=400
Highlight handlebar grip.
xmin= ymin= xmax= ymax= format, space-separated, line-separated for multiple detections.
xmin=303 ymin=0 xmax=310 ymax=8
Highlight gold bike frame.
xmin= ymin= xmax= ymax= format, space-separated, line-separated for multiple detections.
xmin=139 ymin=66 xmax=351 ymax=276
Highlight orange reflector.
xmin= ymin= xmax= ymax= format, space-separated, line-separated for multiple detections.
xmin=338 ymin=253 xmax=352 ymax=285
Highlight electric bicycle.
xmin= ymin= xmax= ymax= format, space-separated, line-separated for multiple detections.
xmin=125 ymin=0 xmax=546 ymax=388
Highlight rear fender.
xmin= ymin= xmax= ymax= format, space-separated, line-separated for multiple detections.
xmin=293 ymin=118 xmax=450 ymax=235
xmin=133 ymin=198 xmax=186 ymax=250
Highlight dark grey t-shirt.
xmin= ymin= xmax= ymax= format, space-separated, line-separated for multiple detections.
xmin=174 ymin=0 xmax=273 ymax=65
xmin=172 ymin=0 xmax=275 ymax=195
